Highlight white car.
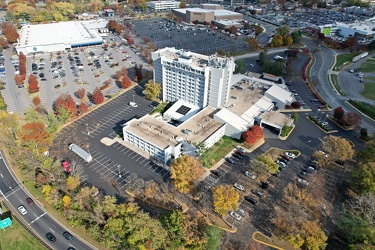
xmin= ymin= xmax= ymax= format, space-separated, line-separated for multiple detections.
xmin=129 ymin=102 xmax=138 ymax=107
xmin=244 ymin=171 xmax=256 ymax=179
xmin=277 ymin=160 xmax=286 ymax=167
xmin=237 ymin=147 xmax=246 ymax=154
xmin=230 ymin=211 xmax=242 ymax=221
xmin=297 ymin=178 xmax=309 ymax=186
xmin=233 ymin=183 xmax=244 ymax=191
xmin=321 ymin=122 xmax=329 ymax=126
xmin=237 ymin=208 xmax=246 ymax=217
xmin=18 ymin=205 xmax=27 ymax=215
xmin=285 ymin=152 xmax=296 ymax=159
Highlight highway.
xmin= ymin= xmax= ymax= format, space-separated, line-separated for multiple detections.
xmin=0 ymin=150 xmax=97 ymax=250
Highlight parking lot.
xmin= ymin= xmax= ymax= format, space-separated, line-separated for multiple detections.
xmin=130 ymin=18 xmax=248 ymax=55
xmin=52 ymin=85 xmax=170 ymax=196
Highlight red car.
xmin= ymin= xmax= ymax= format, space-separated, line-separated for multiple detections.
xmin=282 ymin=155 xmax=292 ymax=161
xmin=234 ymin=150 xmax=244 ymax=156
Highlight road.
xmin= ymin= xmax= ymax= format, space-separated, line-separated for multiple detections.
xmin=0 ymin=150 xmax=96 ymax=250
xmin=305 ymin=37 xmax=375 ymax=133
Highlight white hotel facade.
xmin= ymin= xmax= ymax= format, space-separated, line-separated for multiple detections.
xmin=147 ymin=1 xmax=181 ymax=11
xmin=151 ymin=47 xmax=236 ymax=109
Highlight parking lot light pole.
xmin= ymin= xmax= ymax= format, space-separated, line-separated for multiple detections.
xmin=132 ymin=94 xmax=135 ymax=104
xmin=323 ymin=114 xmax=328 ymax=123
xmin=118 ymin=165 xmax=121 ymax=178
xmin=86 ymin=123 xmax=90 ymax=135
xmin=314 ymin=109 xmax=321 ymax=119
xmin=318 ymin=112 xmax=325 ymax=123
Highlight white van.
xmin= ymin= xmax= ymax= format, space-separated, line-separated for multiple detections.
xmin=129 ymin=102 xmax=138 ymax=107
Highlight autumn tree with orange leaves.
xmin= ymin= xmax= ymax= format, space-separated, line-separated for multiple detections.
xmin=92 ymin=87 xmax=104 ymax=104
xmin=14 ymin=74 xmax=24 ymax=85
xmin=78 ymin=102 xmax=89 ymax=114
xmin=19 ymin=52 xmax=26 ymax=78
xmin=28 ymin=74 xmax=39 ymax=93
xmin=75 ymin=88 xmax=86 ymax=100
xmin=121 ymin=75 xmax=132 ymax=89
xmin=54 ymin=93 xmax=76 ymax=121
xmin=18 ymin=121 xmax=51 ymax=154
xmin=0 ymin=22 xmax=19 ymax=43
xmin=242 ymin=125 xmax=264 ymax=146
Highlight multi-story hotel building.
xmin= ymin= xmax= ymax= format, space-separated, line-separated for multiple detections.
xmin=147 ymin=1 xmax=181 ymax=11
xmin=151 ymin=47 xmax=236 ymax=109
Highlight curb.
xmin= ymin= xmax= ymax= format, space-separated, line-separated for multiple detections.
xmin=278 ymin=124 xmax=295 ymax=140
xmin=252 ymin=231 xmax=284 ymax=250
xmin=307 ymin=116 xmax=338 ymax=134
xmin=345 ymin=100 xmax=375 ymax=124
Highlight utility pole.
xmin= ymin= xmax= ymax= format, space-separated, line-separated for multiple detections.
xmin=85 ymin=123 xmax=90 ymax=135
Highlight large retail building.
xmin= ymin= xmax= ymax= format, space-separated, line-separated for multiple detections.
xmin=16 ymin=19 xmax=108 ymax=55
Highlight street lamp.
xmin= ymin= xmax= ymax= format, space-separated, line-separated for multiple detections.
xmin=132 ymin=94 xmax=135 ymax=104
xmin=86 ymin=123 xmax=90 ymax=135
xmin=318 ymin=112 xmax=325 ymax=123
xmin=314 ymin=109 xmax=321 ymax=119
xmin=118 ymin=165 xmax=121 ymax=178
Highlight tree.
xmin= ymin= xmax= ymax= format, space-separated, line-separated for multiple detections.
xmin=342 ymin=112 xmax=362 ymax=127
xmin=276 ymin=25 xmax=290 ymax=37
xmin=291 ymin=101 xmax=301 ymax=109
xmin=242 ymin=125 xmax=263 ymax=146
xmin=291 ymin=30 xmax=302 ymax=43
xmin=28 ymin=74 xmax=39 ymax=93
xmin=360 ymin=127 xmax=368 ymax=139
xmin=66 ymin=175 xmax=80 ymax=191
xmin=301 ymin=221 xmax=328 ymax=250
xmin=54 ymin=93 xmax=76 ymax=119
xmin=62 ymin=195 xmax=71 ymax=208
xmin=321 ymin=135 xmax=355 ymax=162
xmin=162 ymin=210 xmax=183 ymax=236
xmin=170 ymin=155 xmax=200 ymax=193
xmin=257 ymin=155 xmax=279 ymax=174
xmin=134 ymin=64 xmax=143 ymax=82
xmin=18 ymin=121 xmax=51 ymax=154
xmin=357 ymin=140 xmax=375 ymax=164
xmin=271 ymin=34 xmax=283 ymax=47
xmin=254 ymin=25 xmax=263 ymax=36
xmin=352 ymin=162 xmax=375 ymax=193
xmin=229 ymin=26 xmax=238 ymax=34
xmin=282 ymin=34 xmax=293 ymax=46
xmin=0 ymin=22 xmax=19 ymax=43
xmin=115 ymin=67 xmax=128 ymax=81
xmin=91 ymin=88 xmax=104 ymax=105
xmin=143 ymin=37 xmax=150 ymax=43
xmin=75 ymin=88 xmax=86 ymax=100
xmin=78 ymin=102 xmax=89 ymax=114
xmin=248 ymin=37 xmax=258 ymax=51
xmin=19 ymin=52 xmax=26 ymax=77
xmin=108 ymin=20 xmax=119 ymax=32
xmin=234 ymin=59 xmax=245 ymax=73
xmin=120 ymin=75 xmax=131 ymax=89
xmin=212 ymin=185 xmax=240 ymax=216
xmin=0 ymin=36 xmax=8 ymax=49
xmin=144 ymin=80 xmax=161 ymax=100
xmin=32 ymin=96 xmax=41 ymax=107
xmin=333 ymin=106 xmax=345 ymax=121
xmin=14 ymin=74 xmax=24 ymax=85
xmin=339 ymin=192 xmax=375 ymax=246
xmin=180 ymin=0 xmax=186 ymax=8
xmin=181 ymin=213 xmax=208 ymax=247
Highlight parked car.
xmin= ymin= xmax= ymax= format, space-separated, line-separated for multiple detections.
xmin=244 ymin=171 xmax=256 ymax=179
xmin=260 ymin=181 xmax=269 ymax=189
xmin=230 ymin=211 xmax=241 ymax=221
xmin=226 ymin=158 xmax=235 ymax=164
xmin=321 ymin=122 xmax=329 ymax=126
xmin=244 ymin=196 xmax=257 ymax=205
xmin=233 ymin=183 xmax=244 ymax=191
xmin=234 ymin=150 xmax=244 ymax=156
xmin=278 ymin=158 xmax=288 ymax=164
xmin=282 ymin=155 xmax=292 ymax=161
xmin=297 ymin=178 xmax=309 ymax=186
xmin=237 ymin=208 xmax=246 ymax=217
xmin=237 ymin=147 xmax=246 ymax=154
xmin=46 ymin=232 xmax=56 ymax=242
xmin=18 ymin=205 xmax=27 ymax=215
xmin=252 ymin=190 xmax=263 ymax=198
xmin=285 ymin=152 xmax=296 ymax=159
xmin=272 ymin=171 xmax=280 ymax=177
xmin=211 ymin=170 xmax=224 ymax=177
xmin=232 ymin=153 xmax=242 ymax=159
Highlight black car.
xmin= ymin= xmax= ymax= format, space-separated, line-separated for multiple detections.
xmin=54 ymin=84 xmax=61 ymax=89
xmin=17 ymin=84 xmax=24 ymax=88
xmin=63 ymin=231 xmax=73 ymax=241
xmin=244 ymin=196 xmax=257 ymax=205
xmin=39 ymin=73 xmax=44 ymax=78
xmin=272 ymin=171 xmax=280 ymax=177
xmin=260 ymin=181 xmax=269 ymax=189
xmin=67 ymin=247 xmax=76 ymax=250
xmin=46 ymin=232 xmax=56 ymax=242
xmin=41 ymin=78 xmax=47 ymax=81
xmin=278 ymin=158 xmax=288 ymax=164
xmin=211 ymin=170 xmax=224 ymax=177
xmin=232 ymin=153 xmax=242 ymax=159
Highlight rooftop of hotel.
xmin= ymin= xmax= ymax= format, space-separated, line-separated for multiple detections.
xmin=124 ymin=107 xmax=225 ymax=149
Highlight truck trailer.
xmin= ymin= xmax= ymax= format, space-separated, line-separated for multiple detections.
xmin=68 ymin=143 xmax=93 ymax=163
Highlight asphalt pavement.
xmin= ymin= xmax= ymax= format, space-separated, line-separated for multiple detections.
xmin=0 ymin=150 xmax=96 ymax=250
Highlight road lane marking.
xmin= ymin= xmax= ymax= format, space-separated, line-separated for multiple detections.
xmin=29 ymin=212 xmax=46 ymax=225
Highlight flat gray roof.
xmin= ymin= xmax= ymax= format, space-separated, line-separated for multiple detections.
xmin=124 ymin=108 xmax=225 ymax=149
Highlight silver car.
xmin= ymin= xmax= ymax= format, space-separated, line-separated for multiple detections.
xmin=230 ymin=211 xmax=242 ymax=221
xmin=244 ymin=171 xmax=256 ymax=179
xmin=234 ymin=183 xmax=244 ymax=191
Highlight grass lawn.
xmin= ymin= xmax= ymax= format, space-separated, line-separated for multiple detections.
xmin=150 ymin=102 xmax=169 ymax=115
xmin=200 ymin=136 xmax=240 ymax=168
xmin=0 ymin=212 xmax=45 ymax=250
xmin=348 ymin=100 xmax=375 ymax=120
xmin=365 ymin=76 xmax=375 ymax=81
xmin=359 ymin=61 xmax=375 ymax=73
xmin=335 ymin=52 xmax=361 ymax=68
xmin=361 ymin=82 xmax=375 ymax=101
xmin=331 ymin=74 xmax=345 ymax=96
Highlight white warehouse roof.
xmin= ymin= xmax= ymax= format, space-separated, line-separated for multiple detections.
xmin=265 ymin=85 xmax=294 ymax=104
xmin=16 ymin=19 xmax=108 ymax=55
